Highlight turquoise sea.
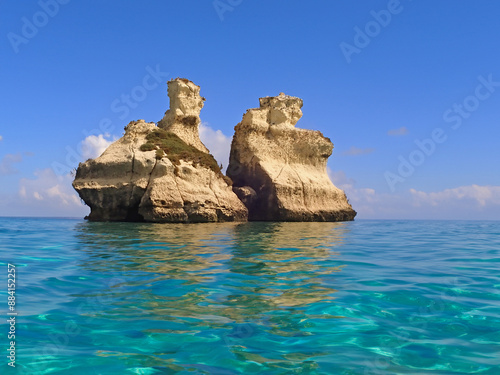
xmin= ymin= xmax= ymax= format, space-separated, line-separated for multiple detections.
xmin=1 ymin=218 xmax=499 ymax=374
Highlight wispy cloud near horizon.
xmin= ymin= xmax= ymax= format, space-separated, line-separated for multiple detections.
xmin=410 ymin=185 xmax=500 ymax=208
xmin=0 ymin=153 xmax=23 ymax=175
xmin=328 ymin=168 xmax=500 ymax=220
xmin=387 ymin=126 xmax=409 ymax=136
xmin=16 ymin=168 xmax=87 ymax=216
xmin=342 ymin=146 xmax=375 ymax=156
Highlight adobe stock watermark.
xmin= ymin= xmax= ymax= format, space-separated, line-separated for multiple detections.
xmin=51 ymin=64 xmax=169 ymax=176
xmin=7 ymin=0 xmax=71 ymax=54
xmin=213 ymin=0 xmax=243 ymax=21
xmin=385 ymin=74 xmax=499 ymax=192
xmin=339 ymin=0 xmax=412 ymax=64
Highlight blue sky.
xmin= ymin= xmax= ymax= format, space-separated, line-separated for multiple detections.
xmin=1 ymin=0 xmax=499 ymax=219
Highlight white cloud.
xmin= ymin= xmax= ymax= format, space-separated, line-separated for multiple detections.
xmin=328 ymin=168 xmax=500 ymax=220
xmin=342 ymin=146 xmax=375 ymax=156
xmin=328 ymin=168 xmax=394 ymax=217
xmin=0 ymin=135 xmax=3 ymax=142
xmin=80 ymin=134 xmax=115 ymax=160
xmin=328 ymin=169 xmax=355 ymax=190
xmin=0 ymin=153 xmax=23 ymax=175
xmin=13 ymin=168 xmax=88 ymax=217
xmin=199 ymin=123 xmax=232 ymax=169
xmin=387 ymin=126 xmax=409 ymax=136
xmin=410 ymin=185 xmax=500 ymax=208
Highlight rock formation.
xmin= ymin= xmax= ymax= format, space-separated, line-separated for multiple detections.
xmin=157 ymin=78 xmax=209 ymax=153
xmin=73 ymin=79 xmax=248 ymax=223
xmin=226 ymin=92 xmax=356 ymax=221
xmin=73 ymin=79 xmax=356 ymax=223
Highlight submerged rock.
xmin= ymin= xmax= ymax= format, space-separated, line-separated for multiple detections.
xmin=72 ymin=79 xmax=248 ymax=222
xmin=227 ymin=93 xmax=356 ymax=221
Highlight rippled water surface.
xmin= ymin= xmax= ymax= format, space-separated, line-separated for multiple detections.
xmin=1 ymin=218 xmax=499 ymax=374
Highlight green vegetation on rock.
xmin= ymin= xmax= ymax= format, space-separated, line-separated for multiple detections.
xmin=139 ymin=143 xmax=156 ymax=152
xmin=140 ymin=128 xmax=221 ymax=174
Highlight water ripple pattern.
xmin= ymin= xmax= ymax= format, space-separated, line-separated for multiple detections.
xmin=0 ymin=218 xmax=499 ymax=374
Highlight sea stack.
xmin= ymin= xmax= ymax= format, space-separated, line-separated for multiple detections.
xmin=72 ymin=78 xmax=248 ymax=223
xmin=226 ymin=93 xmax=356 ymax=221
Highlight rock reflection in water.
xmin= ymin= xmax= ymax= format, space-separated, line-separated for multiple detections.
xmin=74 ymin=221 xmax=348 ymax=371
xmin=231 ymin=222 xmax=346 ymax=309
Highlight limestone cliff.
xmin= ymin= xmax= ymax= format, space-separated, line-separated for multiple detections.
xmin=73 ymin=79 xmax=248 ymax=223
xmin=227 ymin=93 xmax=356 ymax=221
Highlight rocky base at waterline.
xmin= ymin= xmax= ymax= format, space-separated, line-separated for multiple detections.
xmin=227 ymin=93 xmax=356 ymax=221
xmin=73 ymin=78 xmax=355 ymax=223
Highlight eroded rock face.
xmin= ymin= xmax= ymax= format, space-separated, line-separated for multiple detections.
xmin=157 ymin=78 xmax=209 ymax=153
xmin=73 ymin=79 xmax=248 ymax=223
xmin=73 ymin=120 xmax=157 ymax=221
xmin=137 ymin=155 xmax=247 ymax=223
xmin=227 ymin=93 xmax=356 ymax=222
